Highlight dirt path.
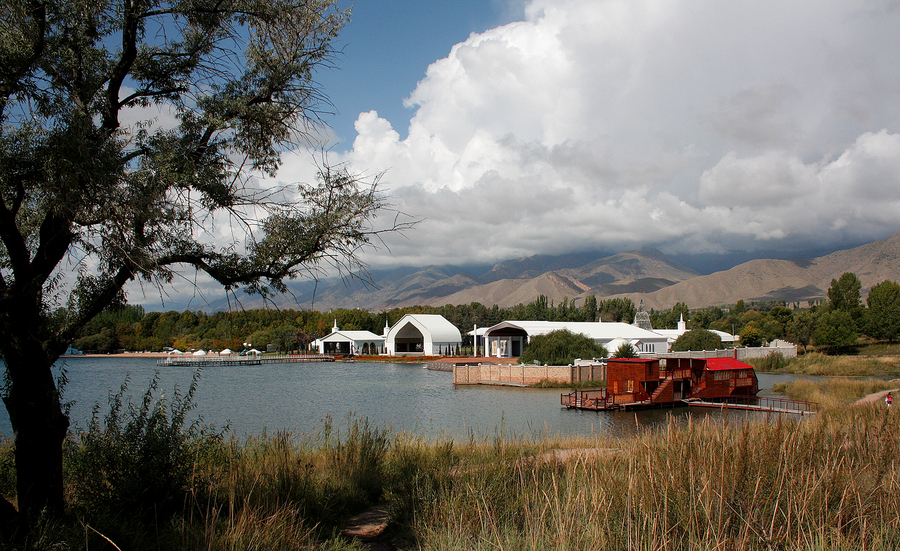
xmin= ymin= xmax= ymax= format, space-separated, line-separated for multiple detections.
xmin=853 ymin=385 xmax=900 ymax=405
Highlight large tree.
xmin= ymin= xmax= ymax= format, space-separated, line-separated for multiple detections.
xmin=0 ymin=0 xmax=407 ymax=527
xmin=827 ymin=272 xmax=862 ymax=313
xmin=863 ymin=279 xmax=900 ymax=342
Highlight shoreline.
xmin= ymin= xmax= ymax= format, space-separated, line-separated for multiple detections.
xmin=65 ymin=352 xmax=170 ymax=358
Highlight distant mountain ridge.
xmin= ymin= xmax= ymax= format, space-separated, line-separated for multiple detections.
xmin=632 ymin=230 xmax=900 ymax=310
xmin=193 ymin=230 xmax=900 ymax=312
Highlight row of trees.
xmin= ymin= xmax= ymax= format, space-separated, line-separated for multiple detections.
xmin=72 ymin=273 xmax=900 ymax=354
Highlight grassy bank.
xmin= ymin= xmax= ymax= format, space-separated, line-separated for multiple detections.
xmin=2 ymin=367 xmax=898 ymax=550
xmin=1 ymin=404 xmax=896 ymax=549
xmin=748 ymin=351 xmax=900 ymax=377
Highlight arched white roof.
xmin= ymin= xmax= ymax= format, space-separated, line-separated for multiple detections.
xmin=484 ymin=321 xmax=666 ymax=342
xmin=387 ymin=314 xmax=462 ymax=343
xmin=321 ymin=330 xmax=385 ymax=343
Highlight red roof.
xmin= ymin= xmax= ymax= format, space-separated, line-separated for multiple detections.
xmin=705 ymin=357 xmax=754 ymax=371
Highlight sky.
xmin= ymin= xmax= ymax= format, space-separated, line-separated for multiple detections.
xmin=128 ymin=0 xmax=900 ymax=309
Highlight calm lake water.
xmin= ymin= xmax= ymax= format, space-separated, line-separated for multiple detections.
xmin=0 ymin=357 xmax=800 ymax=441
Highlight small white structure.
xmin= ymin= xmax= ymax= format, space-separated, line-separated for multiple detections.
xmin=220 ymin=348 xmax=234 ymax=355
xmin=385 ymin=314 xmax=462 ymax=356
xmin=483 ymin=321 xmax=670 ymax=358
xmin=651 ymin=314 xmax=738 ymax=352
xmin=314 ymin=320 xmax=385 ymax=355
xmin=192 ymin=349 xmax=207 ymax=356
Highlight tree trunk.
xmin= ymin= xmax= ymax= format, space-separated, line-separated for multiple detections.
xmin=2 ymin=348 xmax=69 ymax=525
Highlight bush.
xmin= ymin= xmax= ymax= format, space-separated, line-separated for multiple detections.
xmin=750 ymin=352 xmax=789 ymax=371
xmin=65 ymin=371 xmax=224 ymax=525
xmin=612 ymin=342 xmax=638 ymax=358
xmin=519 ymin=329 xmax=608 ymax=365
xmin=672 ymin=328 xmax=724 ymax=352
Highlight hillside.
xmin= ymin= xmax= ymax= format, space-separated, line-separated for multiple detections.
xmin=632 ymin=231 xmax=900 ymax=310
xmin=191 ymin=231 xmax=900 ymax=312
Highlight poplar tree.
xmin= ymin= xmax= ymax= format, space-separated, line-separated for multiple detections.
xmin=0 ymin=0 xmax=408 ymax=526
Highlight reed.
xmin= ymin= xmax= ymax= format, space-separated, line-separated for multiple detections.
xmin=773 ymin=377 xmax=899 ymax=409
xmin=407 ymin=410 xmax=900 ymax=550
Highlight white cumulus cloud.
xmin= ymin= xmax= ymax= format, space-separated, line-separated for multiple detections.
xmin=298 ymin=0 xmax=900 ymax=270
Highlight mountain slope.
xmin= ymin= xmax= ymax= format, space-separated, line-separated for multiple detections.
xmin=633 ymin=231 xmax=900 ymax=310
xmin=188 ymin=231 xmax=900 ymax=313
xmin=382 ymin=248 xmax=700 ymax=308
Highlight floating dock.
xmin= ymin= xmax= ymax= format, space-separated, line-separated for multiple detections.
xmin=561 ymin=390 xmax=818 ymax=415
xmin=157 ymin=354 xmax=334 ymax=367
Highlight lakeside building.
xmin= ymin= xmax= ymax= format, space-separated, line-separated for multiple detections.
xmin=313 ymin=320 xmax=385 ymax=356
xmin=385 ymin=314 xmax=463 ymax=356
xmin=483 ymin=320 xmax=670 ymax=358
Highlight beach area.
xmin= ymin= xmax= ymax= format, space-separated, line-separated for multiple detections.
xmin=66 ymin=352 xmax=170 ymax=359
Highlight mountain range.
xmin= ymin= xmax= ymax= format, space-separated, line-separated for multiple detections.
xmin=201 ymin=230 xmax=900 ymax=312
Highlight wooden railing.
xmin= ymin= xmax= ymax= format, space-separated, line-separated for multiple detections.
xmin=689 ymin=395 xmax=818 ymax=415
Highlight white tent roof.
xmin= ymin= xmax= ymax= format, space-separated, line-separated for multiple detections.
xmin=320 ymin=330 xmax=385 ymax=343
xmin=654 ymin=328 xmax=737 ymax=343
xmin=387 ymin=314 xmax=462 ymax=343
xmin=484 ymin=321 xmax=667 ymax=342
xmin=220 ymin=348 xmax=234 ymax=355
xmin=192 ymin=349 xmax=207 ymax=356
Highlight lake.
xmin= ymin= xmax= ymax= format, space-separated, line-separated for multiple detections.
xmin=0 ymin=357 xmax=800 ymax=441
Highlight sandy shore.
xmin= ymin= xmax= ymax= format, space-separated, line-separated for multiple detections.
xmin=66 ymin=352 xmax=170 ymax=358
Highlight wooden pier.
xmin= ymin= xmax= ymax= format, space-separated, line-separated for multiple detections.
xmin=157 ymin=354 xmax=334 ymax=367
xmin=683 ymin=395 xmax=819 ymax=415
xmin=561 ymin=389 xmax=818 ymax=415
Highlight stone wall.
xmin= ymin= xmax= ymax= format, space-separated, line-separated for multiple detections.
xmin=656 ymin=343 xmax=797 ymax=361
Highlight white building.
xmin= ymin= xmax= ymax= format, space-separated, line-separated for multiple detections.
xmin=650 ymin=314 xmax=738 ymax=352
xmin=385 ymin=314 xmax=462 ymax=356
xmin=314 ymin=320 xmax=385 ymax=356
xmin=483 ymin=321 xmax=670 ymax=358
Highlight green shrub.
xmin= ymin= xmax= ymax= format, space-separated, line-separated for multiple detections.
xmin=612 ymin=342 xmax=638 ymax=358
xmin=672 ymin=328 xmax=724 ymax=351
xmin=519 ymin=329 xmax=608 ymax=365
xmin=65 ymin=371 xmax=224 ymax=524
xmin=752 ymin=351 xmax=789 ymax=371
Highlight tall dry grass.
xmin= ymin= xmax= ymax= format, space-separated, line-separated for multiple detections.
xmin=406 ymin=408 xmax=900 ymax=550
xmin=751 ymin=352 xmax=900 ymax=377
xmin=773 ymin=377 xmax=899 ymax=409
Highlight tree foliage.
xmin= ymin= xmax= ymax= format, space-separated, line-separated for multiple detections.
xmin=671 ymin=329 xmax=724 ymax=352
xmin=828 ymin=272 xmax=862 ymax=313
xmin=814 ymin=309 xmax=858 ymax=353
xmin=598 ymin=297 xmax=636 ymax=322
xmin=739 ymin=326 xmax=765 ymax=348
xmin=519 ymin=329 xmax=608 ymax=366
xmin=0 ymin=0 xmax=409 ymax=525
xmin=863 ymin=280 xmax=900 ymax=342
xmin=612 ymin=342 xmax=638 ymax=358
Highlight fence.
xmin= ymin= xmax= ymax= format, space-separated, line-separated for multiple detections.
xmin=453 ymin=360 xmax=606 ymax=386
